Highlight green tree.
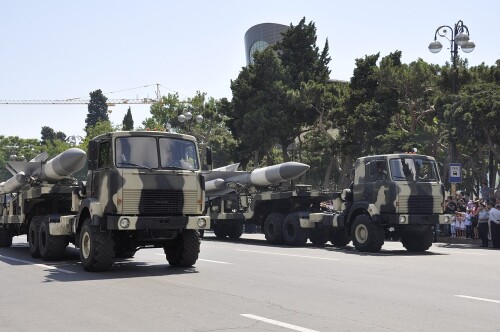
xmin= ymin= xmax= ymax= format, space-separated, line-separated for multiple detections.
xmin=230 ymin=17 xmax=331 ymax=166
xmin=40 ymin=126 xmax=67 ymax=145
xmin=85 ymin=89 xmax=109 ymax=133
xmin=122 ymin=107 xmax=134 ymax=131
xmin=80 ymin=120 xmax=114 ymax=152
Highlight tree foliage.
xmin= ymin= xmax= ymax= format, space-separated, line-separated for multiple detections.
xmin=122 ymin=107 xmax=134 ymax=131
xmin=85 ymin=89 xmax=109 ymax=133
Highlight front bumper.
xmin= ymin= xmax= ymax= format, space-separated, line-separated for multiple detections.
xmin=387 ymin=213 xmax=452 ymax=225
xmin=106 ymin=215 xmax=211 ymax=231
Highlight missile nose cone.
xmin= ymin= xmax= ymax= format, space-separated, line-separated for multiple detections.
xmin=58 ymin=148 xmax=87 ymax=173
xmin=278 ymin=162 xmax=310 ymax=181
xmin=42 ymin=148 xmax=87 ymax=181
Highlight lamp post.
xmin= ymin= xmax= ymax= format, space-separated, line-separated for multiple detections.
xmin=428 ymin=20 xmax=475 ymax=196
xmin=428 ymin=20 xmax=475 ymax=94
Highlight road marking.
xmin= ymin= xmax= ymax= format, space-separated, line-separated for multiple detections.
xmin=236 ymin=249 xmax=339 ymax=261
xmin=455 ymin=295 xmax=500 ymax=304
xmin=432 ymin=249 xmax=486 ymax=256
xmin=198 ymin=259 xmax=232 ymax=264
xmin=242 ymin=314 xmax=319 ymax=332
xmin=155 ymin=254 xmax=232 ymax=264
xmin=0 ymin=254 xmax=75 ymax=274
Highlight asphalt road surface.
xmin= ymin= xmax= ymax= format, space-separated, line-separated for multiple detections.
xmin=1 ymin=233 xmax=499 ymax=332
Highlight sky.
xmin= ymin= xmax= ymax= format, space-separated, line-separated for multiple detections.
xmin=0 ymin=0 xmax=498 ymax=140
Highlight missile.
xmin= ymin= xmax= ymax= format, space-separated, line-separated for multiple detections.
xmin=205 ymin=162 xmax=310 ymax=196
xmin=249 ymin=162 xmax=309 ymax=186
xmin=38 ymin=148 xmax=87 ymax=181
xmin=0 ymin=171 xmax=26 ymax=194
xmin=205 ymin=178 xmax=226 ymax=192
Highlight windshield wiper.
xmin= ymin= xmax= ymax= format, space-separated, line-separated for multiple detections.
xmin=117 ymin=162 xmax=153 ymax=171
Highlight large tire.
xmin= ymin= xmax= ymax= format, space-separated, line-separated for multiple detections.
xmin=213 ymin=223 xmax=228 ymax=238
xmin=164 ymin=230 xmax=200 ymax=267
xmin=351 ymin=214 xmax=384 ymax=252
xmin=309 ymin=227 xmax=329 ymax=247
xmin=264 ymin=213 xmax=285 ymax=244
xmin=0 ymin=228 xmax=12 ymax=247
xmin=39 ymin=217 xmax=67 ymax=260
xmin=401 ymin=228 xmax=433 ymax=252
xmin=329 ymin=228 xmax=351 ymax=247
xmin=227 ymin=223 xmax=243 ymax=239
xmin=79 ymin=218 xmax=114 ymax=272
xmin=28 ymin=216 xmax=42 ymax=258
xmin=282 ymin=213 xmax=308 ymax=246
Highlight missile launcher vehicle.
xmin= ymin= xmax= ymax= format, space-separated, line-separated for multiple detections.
xmin=206 ymin=154 xmax=452 ymax=252
xmin=0 ymin=131 xmax=210 ymax=271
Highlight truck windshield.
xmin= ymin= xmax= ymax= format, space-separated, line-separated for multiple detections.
xmin=389 ymin=157 xmax=439 ymax=182
xmin=115 ymin=136 xmax=199 ymax=170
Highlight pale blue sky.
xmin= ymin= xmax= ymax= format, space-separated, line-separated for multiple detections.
xmin=0 ymin=0 xmax=498 ymax=139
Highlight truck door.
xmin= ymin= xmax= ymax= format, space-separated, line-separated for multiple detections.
xmin=364 ymin=160 xmax=394 ymax=213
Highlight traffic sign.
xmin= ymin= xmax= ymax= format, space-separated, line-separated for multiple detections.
xmin=449 ymin=163 xmax=462 ymax=183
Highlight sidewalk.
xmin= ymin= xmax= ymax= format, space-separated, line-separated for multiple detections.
xmin=436 ymin=236 xmax=481 ymax=245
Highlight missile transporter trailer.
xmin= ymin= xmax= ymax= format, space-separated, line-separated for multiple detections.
xmin=304 ymin=154 xmax=452 ymax=252
xmin=0 ymin=131 xmax=210 ymax=271
xmin=207 ymin=184 xmax=332 ymax=246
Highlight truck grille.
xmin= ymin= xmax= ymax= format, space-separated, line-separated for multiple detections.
xmin=121 ymin=189 xmax=198 ymax=216
xmin=398 ymin=195 xmax=440 ymax=214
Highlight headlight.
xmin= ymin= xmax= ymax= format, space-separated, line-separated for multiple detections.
xmin=119 ymin=218 xmax=130 ymax=229
xmin=197 ymin=218 xmax=207 ymax=228
xmin=399 ymin=216 xmax=407 ymax=223
xmin=444 ymin=215 xmax=451 ymax=223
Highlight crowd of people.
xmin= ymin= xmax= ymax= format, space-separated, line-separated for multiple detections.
xmin=442 ymin=183 xmax=500 ymax=249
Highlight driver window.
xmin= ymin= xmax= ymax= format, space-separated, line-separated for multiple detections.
xmin=98 ymin=141 xmax=111 ymax=168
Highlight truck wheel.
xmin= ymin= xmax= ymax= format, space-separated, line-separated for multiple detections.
xmin=39 ymin=217 xmax=67 ymax=260
xmin=264 ymin=213 xmax=285 ymax=244
xmin=227 ymin=223 xmax=243 ymax=239
xmin=351 ymin=214 xmax=384 ymax=252
xmin=401 ymin=228 xmax=433 ymax=252
xmin=28 ymin=216 xmax=42 ymax=258
xmin=0 ymin=228 xmax=12 ymax=247
xmin=213 ymin=223 xmax=228 ymax=238
xmin=79 ymin=218 xmax=114 ymax=272
xmin=282 ymin=213 xmax=308 ymax=246
xmin=329 ymin=228 xmax=351 ymax=247
xmin=309 ymin=228 xmax=328 ymax=247
xmin=164 ymin=230 xmax=200 ymax=267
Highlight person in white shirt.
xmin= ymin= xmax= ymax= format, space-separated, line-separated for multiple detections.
xmin=488 ymin=202 xmax=500 ymax=248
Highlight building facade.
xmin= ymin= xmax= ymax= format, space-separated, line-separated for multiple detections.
xmin=244 ymin=23 xmax=288 ymax=65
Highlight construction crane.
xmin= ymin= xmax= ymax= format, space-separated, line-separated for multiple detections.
xmin=0 ymin=83 xmax=163 ymax=106
xmin=0 ymin=98 xmax=157 ymax=105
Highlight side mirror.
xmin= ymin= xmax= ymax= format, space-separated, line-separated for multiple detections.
xmin=88 ymin=140 xmax=98 ymax=170
xmin=205 ymin=146 xmax=212 ymax=167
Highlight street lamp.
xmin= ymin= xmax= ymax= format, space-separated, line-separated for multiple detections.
xmin=177 ymin=105 xmax=203 ymax=133
xmin=428 ymin=20 xmax=475 ymax=196
xmin=428 ymin=20 xmax=475 ymax=93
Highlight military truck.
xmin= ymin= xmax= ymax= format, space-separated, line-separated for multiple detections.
xmin=207 ymin=153 xmax=451 ymax=252
xmin=304 ymin=154 xmax=452 ymax=252
xmin=0 ymin=131 xmax=210 ymax=271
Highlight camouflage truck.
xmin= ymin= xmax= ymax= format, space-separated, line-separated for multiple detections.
xmin=0 ymin=131 xmax=210 ymax=271
xmin=304 ymin=154 xmax=452 ymax=252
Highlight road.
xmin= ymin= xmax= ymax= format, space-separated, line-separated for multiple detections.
xmin=1 ymin=233 xmax=499 ymax=332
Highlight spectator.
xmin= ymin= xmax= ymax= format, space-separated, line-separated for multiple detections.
xmin=489 ymin=202 xmax=500 ymax=248
xmin=471 ymin=201 xmax=479 ymax=239
xmin=477 ymin=203 xmax=489 ymax=247
xmin=464 ymin=209 xmax=473 ymax=239
xmin=480 ymin=182 xmax=493 ymax=200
